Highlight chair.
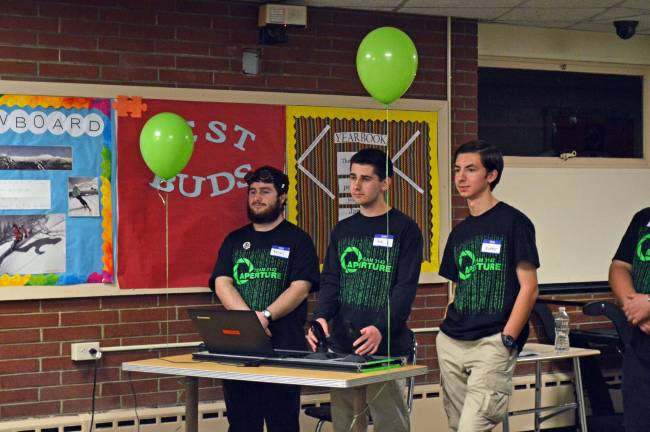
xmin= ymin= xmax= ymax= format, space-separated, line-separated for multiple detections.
xmin=574 ymin=301 xmax=632 ymax=431
xmin=531 ymin=299 xmax=631 ymax=431
xmin=576 ymin=300 xmax=631 ymax=353
xmin=304 ymin=334 xmax=418 ymax=432
xmin=531 ymin=301 xmax=556 ymax=344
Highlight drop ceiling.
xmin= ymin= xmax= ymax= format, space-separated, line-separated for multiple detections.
xmin=249 ymin=0 xmax=650 ymax=35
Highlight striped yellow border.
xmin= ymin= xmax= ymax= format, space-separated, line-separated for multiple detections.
xmin=286 ymin=105 xmax=439 ymax=273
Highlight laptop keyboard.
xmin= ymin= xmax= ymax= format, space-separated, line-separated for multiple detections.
xmin=275 ymin=349 xmax=374 ymax=364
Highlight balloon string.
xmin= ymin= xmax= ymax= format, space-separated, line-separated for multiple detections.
xmin=158 ymin=191 xmax=170 ymax=355
xmin=385 ymin=105 xmax=391 ymax=360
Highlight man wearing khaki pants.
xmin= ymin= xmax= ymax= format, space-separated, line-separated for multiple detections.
xmin=436 ymin=140 xmax=539 ymax=431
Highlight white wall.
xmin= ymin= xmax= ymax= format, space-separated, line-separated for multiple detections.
xmin=478 ymin=23 xmax=650 ymax=284
xmin=479 ymin=23 xmax=650 ymax=66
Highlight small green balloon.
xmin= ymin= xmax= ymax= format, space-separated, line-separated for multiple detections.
xmin=139 ymin=112 xmax=194 ymax=180
xmin=356 ymin=27 xmax=418 ymax=106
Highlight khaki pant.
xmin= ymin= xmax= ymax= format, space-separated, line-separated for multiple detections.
xmin=331 ymin=379 xmax=409 ymax=432
xmin=436 ymin=331 xmax=517 ymax=432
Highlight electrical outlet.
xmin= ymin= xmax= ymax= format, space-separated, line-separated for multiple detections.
xmin=71 ymin=342 xmax=100 ymax=361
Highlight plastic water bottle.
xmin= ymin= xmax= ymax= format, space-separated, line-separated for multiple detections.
xmin=554 ymin=306 xmax=570 ymax=352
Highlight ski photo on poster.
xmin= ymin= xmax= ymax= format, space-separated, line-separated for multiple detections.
xmin=68 ymin=176 xmax=100 ymax=217
xmin=0 ymin=214 xmax=66 ymax=275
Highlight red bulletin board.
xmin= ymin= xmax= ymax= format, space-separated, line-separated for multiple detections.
xmin=117 ymin=99 xmax=285 ymax=288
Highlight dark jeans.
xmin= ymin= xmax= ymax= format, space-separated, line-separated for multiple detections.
xmin=77 ymin=196 xmax=90 ymax=209
xmin=623 ymin=346 xmax=650 ymax=432
xmin=223 ymin=380 xmax=300 ymax=432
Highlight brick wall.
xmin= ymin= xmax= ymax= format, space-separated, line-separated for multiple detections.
xmin=0 ymin=0 xmax=614 ymax=423
xmin=0 ymin=0 xmax=467 ymax=420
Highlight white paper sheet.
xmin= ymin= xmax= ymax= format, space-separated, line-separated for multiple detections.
xmin=0 ymin=180 xmax=51 ymax=209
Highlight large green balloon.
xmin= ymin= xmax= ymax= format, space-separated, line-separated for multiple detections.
xmin=356 ymin=27 xmax=418 ymax=106
xmin=139 ymin=112 xmax=194 ymax=180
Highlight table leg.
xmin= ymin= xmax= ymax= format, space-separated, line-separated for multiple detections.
xmin=349 ymin=386 xmax=367 ymax=432
xmin=534 ymin=360 xmax=542 ymax=432
xmin=573 ymin=357 xmax=588 ymax=432
xmin=185 ymin=377 xmax=199 ymax=432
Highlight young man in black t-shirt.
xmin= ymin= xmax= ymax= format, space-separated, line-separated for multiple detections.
xmin=437 ymin=140 xmax=539 ymax=431
xmin=307 ymin=148 xmax=423 ymax=432
xmin=609 ymin=207 xmax=650 ymax=432
xmin=209 ymin=166 xmax=319 ymax=432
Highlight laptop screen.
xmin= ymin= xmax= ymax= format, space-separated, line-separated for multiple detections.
xmin=188 ymin=308 xmax=276 ymax=358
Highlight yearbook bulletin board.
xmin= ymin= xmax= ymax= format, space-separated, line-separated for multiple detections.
xmin=286 ymin=106 xmax=440 ymax=272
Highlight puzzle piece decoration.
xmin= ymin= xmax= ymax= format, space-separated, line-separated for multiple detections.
xmin=112 ymin=95 xmax=148 ymax=118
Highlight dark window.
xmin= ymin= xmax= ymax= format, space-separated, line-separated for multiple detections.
xmin=478 ymin=67 xmax=643 ymax=158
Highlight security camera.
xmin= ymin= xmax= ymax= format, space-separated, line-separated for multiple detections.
xmin=613 ymin=20 xmax=638 ymax=40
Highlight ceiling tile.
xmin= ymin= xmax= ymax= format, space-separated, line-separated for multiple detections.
xmin=498 ymin=7 xmax=605 ymax=21
xmin=569 ymin=22 xmax=620 ymax=32
xmin=398 ymin=7 xmax=512 ymax=19
xmin=405 ymin=0 xmax=522 ymax=7
xmin=621 ymin=0 xmax=650 ymax=10
xmin=590 ymin=8 xmax=650 ymax=23
xmin=304 ymin=0 xmax=402 ymax=8
xmin=522 ymin=0 xmax=620 ymax=6
xmin=495 ymin=19 xmax=574 ymax=28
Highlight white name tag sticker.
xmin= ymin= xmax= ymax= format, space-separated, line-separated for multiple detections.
xmin=481 ymin=239 xmax=502 ymax=254
xmin=270 ymin=245 xmax=290 ymax=259
xmin=373 ymin=234 xmax=394 ymax=247
xmin=647 ymin=220 xmax=650 ymax=227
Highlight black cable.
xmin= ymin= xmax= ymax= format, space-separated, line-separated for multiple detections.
xmin=127 ymin=371 xmax=141 ymax=432
xmin=89 ymin=357 xmax=98 ymax=432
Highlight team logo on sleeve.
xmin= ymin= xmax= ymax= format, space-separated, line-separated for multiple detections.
xmin=637 ymin=234 xmax=650 ymax=262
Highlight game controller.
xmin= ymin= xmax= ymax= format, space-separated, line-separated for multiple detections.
xmin=306 ymin=320 xmax=335 ymax=360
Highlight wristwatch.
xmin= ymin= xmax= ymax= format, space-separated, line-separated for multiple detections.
xmin=262 ymin=309 xmax=273 ymax=321
xmin=501 ymin=333 xmax=516 ymax=351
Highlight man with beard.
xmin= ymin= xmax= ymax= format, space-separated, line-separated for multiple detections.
xmin=209 ymin=165 xmax=319 ymax=432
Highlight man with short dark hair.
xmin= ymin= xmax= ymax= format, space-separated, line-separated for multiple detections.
xmin=307 ymin=148 xmax=423 ymax=432
xmin=209 ymin=165 xmax=319 ymax=432
xmin=609 ymin=207 xmax=650 ymax=432
xmin=437 ymin=140 xmax=539 ymax=431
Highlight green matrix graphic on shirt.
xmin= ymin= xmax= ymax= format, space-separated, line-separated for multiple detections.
xmin=232 ymin=249 xmax=287 ymax=310
xmin=633 ymin=229 xmax=650 ymax=294
xmin=338 ymin=236 xmax=398 ymax=310
xmin=454 ymin=236 xmax=507 ymax=314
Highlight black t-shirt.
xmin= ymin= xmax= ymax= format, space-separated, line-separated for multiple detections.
xmin=614 ymin=207 xmax=650 ymax=294
xmin=440 ymin=202 xmax=540 ymax=349
xmin=613 ymin=207 xmax=650 ymax=363
xmin=209 ymin=220 xmax=320 ymax=350
xmin=314 ymin=208 xmax=423 ymax=356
